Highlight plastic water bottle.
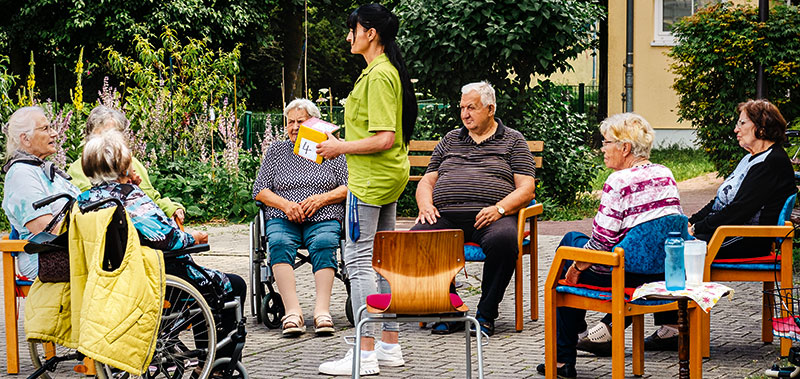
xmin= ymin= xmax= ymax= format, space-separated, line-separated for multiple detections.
xmin=664 ymin=231 xmax=686 ymax=291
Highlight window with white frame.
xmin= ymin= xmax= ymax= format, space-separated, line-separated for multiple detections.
xmin=653 ymin=0 xmax=720 ymax=46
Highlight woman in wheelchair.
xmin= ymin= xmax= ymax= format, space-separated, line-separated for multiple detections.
xmin=75 ymin=130 xmax=247 ymax=361
xmin=252 ymin=98 xmax=347 ymax=336
xmin=2 ymin=106 xmax=81 ymax=279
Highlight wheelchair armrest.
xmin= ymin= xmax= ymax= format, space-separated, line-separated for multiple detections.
xmin=163 ymin=243 xmax=210 ymax=259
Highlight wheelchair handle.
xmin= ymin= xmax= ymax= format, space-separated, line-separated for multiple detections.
xmin=33 ymin=193 xmax=75 ymax=210
xmin=162 ymin=243 xmax=211 ymax=259
xmin=79 ymin=197 xmax=125 ymax=213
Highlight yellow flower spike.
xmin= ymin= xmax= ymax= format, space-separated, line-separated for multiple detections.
xmin=26 ymin=51 xmax=35 ymax=105
xmin=72 ymin=47 xmax=84 ymax=112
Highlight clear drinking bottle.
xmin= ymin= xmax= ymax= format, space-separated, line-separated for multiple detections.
xmin=664 ymin=231 xmax=686 ymax=291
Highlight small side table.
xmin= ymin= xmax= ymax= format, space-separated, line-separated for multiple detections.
xmin=642 ymin=294 xmax=693 ymax=379
xmin=633 ymin=282 xmax=734 ymax=379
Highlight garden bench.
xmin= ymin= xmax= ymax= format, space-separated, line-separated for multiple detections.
xmin=406 ymin=139 xmax=544 ymax=331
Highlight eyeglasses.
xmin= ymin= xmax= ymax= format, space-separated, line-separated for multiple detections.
xmin=34 ymin=124 xmax=54 ymax=133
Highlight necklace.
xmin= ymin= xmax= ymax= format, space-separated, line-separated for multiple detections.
xmin=630 ymin=157 xmax=650 ymax=168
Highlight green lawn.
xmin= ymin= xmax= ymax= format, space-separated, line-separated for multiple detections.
xmin=543 ymin=146 xmax=715 ymax=221
xmin=590 ymin=145 xmax=715 ymax=191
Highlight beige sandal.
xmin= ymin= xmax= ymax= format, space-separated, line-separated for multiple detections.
xmin=281 ymin=313 xmax=306 ymax=337
xmin=314 ymin=314 xmax=335 ymax=335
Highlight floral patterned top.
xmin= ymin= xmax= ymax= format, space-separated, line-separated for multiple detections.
xmin=77 ymin=182 xmax=232 ymax=295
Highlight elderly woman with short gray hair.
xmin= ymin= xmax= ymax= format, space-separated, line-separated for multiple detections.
xmin=252 ymin=98 xmax=348 ymax=337
xmin=67 ymin=105 xmax=186 ymax=224
xmin=2 ymin=106 xmax=80 ymax=279
xmin=537 ymin=113 xmax=684 ymax=377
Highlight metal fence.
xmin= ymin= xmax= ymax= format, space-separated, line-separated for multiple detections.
xmin=241 ymin=84 xmax=600 ymax=150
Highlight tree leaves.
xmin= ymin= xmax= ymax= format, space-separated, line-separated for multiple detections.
xmin=670 ymin=3 xmax=800 ymax=176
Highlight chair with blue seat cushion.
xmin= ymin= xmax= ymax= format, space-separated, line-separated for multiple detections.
xmin=544 ymin=214 xmax=704 ymax=378
xmin=463 ymin=200 xmax=543 ymax=332
xmin=701 ymin=192 xmax=797 ymax=357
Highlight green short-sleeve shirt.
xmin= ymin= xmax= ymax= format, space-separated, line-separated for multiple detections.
xmin=344 ymin=53 xmax=409 ymax=205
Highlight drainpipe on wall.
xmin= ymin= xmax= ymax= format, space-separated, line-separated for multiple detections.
xmin=624 ymin=0 xmax=634 ymax=112
xmin=756 ymin=0 xmax=768 ymax=99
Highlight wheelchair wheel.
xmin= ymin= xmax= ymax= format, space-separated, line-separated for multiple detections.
xmin=96 ymin=275 xmax=217 ymax=378
xmin=29 ymin=340 xmax=82 ymax=379
xmin=260 ymin=292 xmax=284 ymax=329
xmin=211 ymin=357 xmax=249 ymax=379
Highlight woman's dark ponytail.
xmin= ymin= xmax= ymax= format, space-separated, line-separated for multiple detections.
xmin=348 ymin=4 xmax=417 ymax=145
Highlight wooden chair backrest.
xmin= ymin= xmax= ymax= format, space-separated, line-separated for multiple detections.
xmin=372 ymin=229 xmax=464 ymax=314
xmin=407 ymin=140 xmax=543 ymax=181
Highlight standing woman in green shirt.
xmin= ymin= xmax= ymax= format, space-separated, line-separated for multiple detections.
xmin=317 ymin=3 xmax=417 ymax=376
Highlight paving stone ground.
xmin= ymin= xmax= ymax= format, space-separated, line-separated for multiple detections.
xmin=1 ymin=173 xmax=790 ymax=378
xmin=1 ymin=226 xmax=789 ymax=379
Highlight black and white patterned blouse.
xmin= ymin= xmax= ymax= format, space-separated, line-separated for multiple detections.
xmin=252 ymin=141 xmax=348 ymax=222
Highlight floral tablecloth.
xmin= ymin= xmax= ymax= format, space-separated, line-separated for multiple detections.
xmin=631 ymin=281 xmax=734 ymax=313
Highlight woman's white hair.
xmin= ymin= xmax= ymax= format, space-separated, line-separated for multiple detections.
xmin=4 ymin=106 xmax=45 ymax=158
xmin=599 ymin=112 xmax=655 ymax=159
xmin=284 ymin=98 xmax=321 ymax=119
xmin=461 ymin=81 xmax=496 ymax=108
xmin=85 ymin=105 xmax=128 ymax=138
xmin=82 ymin=130 xmax=132 ymax=186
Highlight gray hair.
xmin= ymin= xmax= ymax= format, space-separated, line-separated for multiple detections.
xmin=85 ymin=105 xmax=128 ymax=138
xmin=284 ymin=98 xmax=321 ymax=119
xmin=82 ymin=130 xmax=132 ymax=186
xmin=4 ymin=106 xmax=45 ymax=158
xmin=599 ymin=113 xmax=655 ymax=159
xmin=461 ymin=81 xmax=496 ymax=108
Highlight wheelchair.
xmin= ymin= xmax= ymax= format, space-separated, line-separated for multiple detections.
xmin=25 ymin=194 xmax=248 ymax=379
xmin=248 ymin=202 xmax=354 ymax=328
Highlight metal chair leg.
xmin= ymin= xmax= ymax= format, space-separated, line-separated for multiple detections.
xmin=465 ymin=320 xmax=472 ymax=379
xmin=353 ymin=305 xmax=368 ymax=379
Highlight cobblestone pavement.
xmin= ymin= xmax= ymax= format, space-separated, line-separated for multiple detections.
xmin=1 ymin=221 xmax=787 ymax=378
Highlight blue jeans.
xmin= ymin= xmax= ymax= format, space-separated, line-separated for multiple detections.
xmin=265 ymin=218 xmax=340 ymax=273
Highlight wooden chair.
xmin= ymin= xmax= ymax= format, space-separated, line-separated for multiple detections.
xmin=409 ymin=140 xmax=544 ymax=331
xmin=1 ymin=236 xmax=31 ymax=374
xmin=352 ymin=230 xmax=485 ymax=379
xmin=701 ymin=192 xmax=797 ymax=357
xmin=544 ymin=215 xmax=704 ymax=378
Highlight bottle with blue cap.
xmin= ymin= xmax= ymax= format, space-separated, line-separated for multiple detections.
xmin=664 ymin=231 xmax=685 ymax=291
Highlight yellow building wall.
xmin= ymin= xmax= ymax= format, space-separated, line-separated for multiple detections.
xmin=607 ymin=0 xmax=755 ymax=130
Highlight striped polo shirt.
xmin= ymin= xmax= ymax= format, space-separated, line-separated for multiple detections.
xmin=427 ymin=119 xmax=536 ymax=212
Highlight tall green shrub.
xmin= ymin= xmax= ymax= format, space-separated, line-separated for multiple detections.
xmin=670 ymin=3 xmax=800 ymax=176
xmin=516 ymin=82 xmax=597 ymax=206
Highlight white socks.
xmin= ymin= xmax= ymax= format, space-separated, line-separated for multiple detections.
xmin=656 ymin=325 xmax=679 ymax=339
xmin=585 ymin=322 xmax=612 ymax=343
xmin=379 ymin=341 xmax=399 ymax=350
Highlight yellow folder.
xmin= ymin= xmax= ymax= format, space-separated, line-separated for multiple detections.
xmin=293 ymin=117 xmax=340 ymax=164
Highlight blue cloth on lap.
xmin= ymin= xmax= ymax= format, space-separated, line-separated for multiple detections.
xmin=614 ymin=214 xmax=691 ymax=274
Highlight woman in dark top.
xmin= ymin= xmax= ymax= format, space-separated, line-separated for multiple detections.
xmin=689 ymin=99 xmax=796 ymax=258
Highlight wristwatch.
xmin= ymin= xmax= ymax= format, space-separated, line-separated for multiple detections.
xmin=496 ymin=204 xmax=506 ymax=216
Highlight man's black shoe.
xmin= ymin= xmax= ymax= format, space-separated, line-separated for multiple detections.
xmin=431 ymin=321 xmax=465 ymax=335
xmin=536 ymin=363 xmax=577 ymax=379
xmin=644 ymin=330 xmax=679 ymax=351
xmin=470 ymin=314 xmax=495 ymax=337
xmin=576 ymin=337 xmax=612 ymax=357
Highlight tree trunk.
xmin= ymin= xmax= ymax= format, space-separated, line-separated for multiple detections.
xmin=280 ymin=0 xmax=304 ymax=101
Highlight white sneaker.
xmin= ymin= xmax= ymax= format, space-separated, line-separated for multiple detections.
xmin=375 ymin=342 xmax=405 ymax=367
xmin=318 ymin=348 xmax=380 ymax=376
